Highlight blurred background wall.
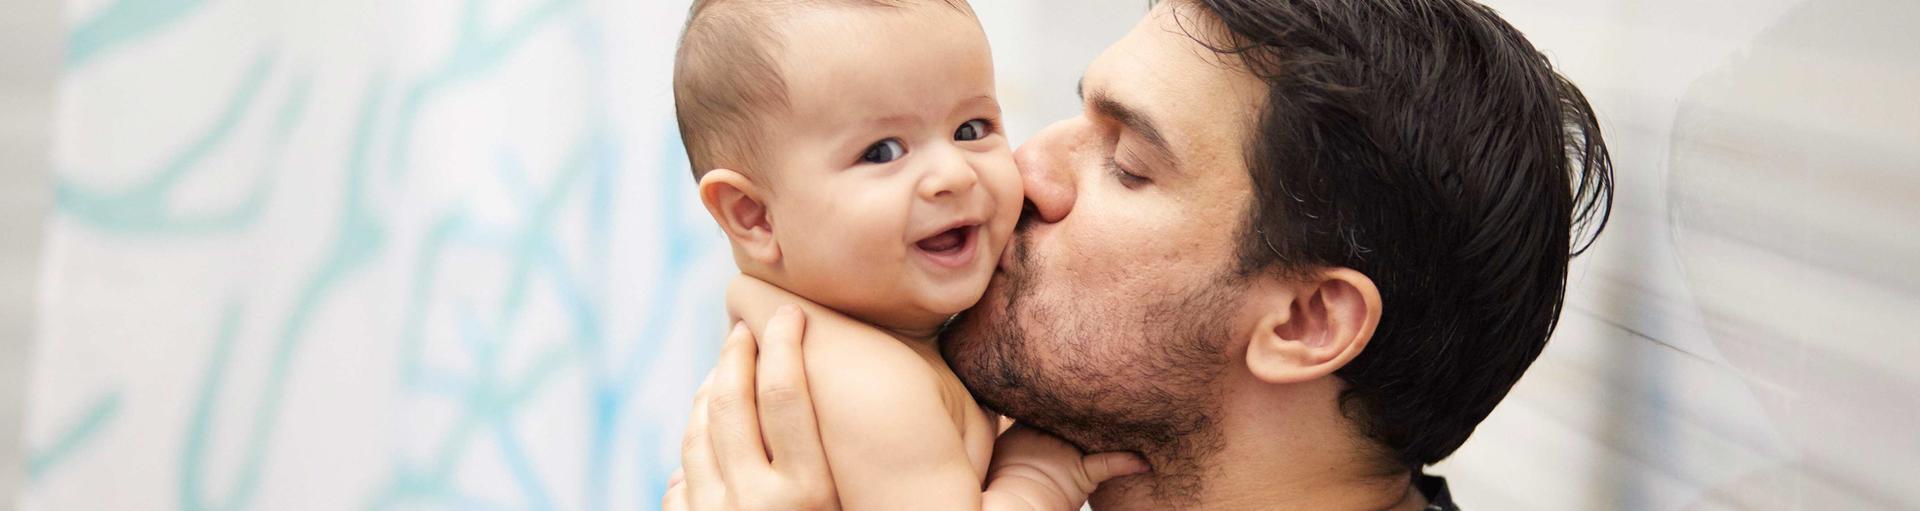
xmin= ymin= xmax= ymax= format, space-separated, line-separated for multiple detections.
xmin=4 ymin=0 xmax=1916 ymax=510
xmin=1431 ymin=1 xmax=1920 ymax=509
xmin=2 ymin=0 xmax=61 ymax=503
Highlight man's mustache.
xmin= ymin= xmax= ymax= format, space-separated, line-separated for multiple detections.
xmin=1015 ymin=199 xmax=1041 ymax=234
xmin=1003 ymin=200 xmax=1041 ymax=278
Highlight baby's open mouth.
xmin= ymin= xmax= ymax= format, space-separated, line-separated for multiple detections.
xmin=917 ymin=225 xmax=974 ymax=253
xmin=914 ymin=224 xmax=978 ymax=269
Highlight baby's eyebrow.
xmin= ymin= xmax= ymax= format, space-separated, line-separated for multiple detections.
xmin=961 ymin=94 xmax=999 ymax=111
xmin=863 ymin=114 xmax=917 ymax=129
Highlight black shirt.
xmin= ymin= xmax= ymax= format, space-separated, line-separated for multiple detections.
xmin=1417 ymin=473 xmax=1460 ymax=511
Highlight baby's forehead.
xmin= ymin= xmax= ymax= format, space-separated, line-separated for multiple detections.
xmin=770 ymin=2 xmax=985 ymax=63
xmin=775 ymin=11 xmax=995 ymax=113
xmin=762 ymin=0 xmax=980 ymax=48
xmin=672 ymin=0 xmax=987 ymax=177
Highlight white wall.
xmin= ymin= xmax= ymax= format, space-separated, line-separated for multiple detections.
xmin=10 ymin=0 xmax=1918 ymax=510
xmin=1 ymin=0 xmax=61 ymax=505
xmin=1436 ymin=1 xmax=1920 ymax=509
xmin=992 ymin=3 xmax=1920 ymax=507
xmin=12 ymin=1 xmax=1131 ymax=509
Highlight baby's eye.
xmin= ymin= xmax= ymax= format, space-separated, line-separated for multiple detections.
xmin=860 ymin=139 xmax=906 ymax=164
xmin=954 ymin=119 xmax=992 ymax=141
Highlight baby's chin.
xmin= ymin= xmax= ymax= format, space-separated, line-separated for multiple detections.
xmin=911 ymin=271 xmax=994 ymax=318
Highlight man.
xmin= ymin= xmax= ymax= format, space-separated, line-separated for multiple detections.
xmin=668 ymin=0 xmax=1612 ymax=508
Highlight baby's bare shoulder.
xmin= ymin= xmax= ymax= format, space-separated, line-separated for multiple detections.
xmin=724 ymin=274 xmax=945 ymax=400
xmin=797 ymin=312 xmax=946 ymax=405
xmin=725 ymin=276 xmax=984 ymax=502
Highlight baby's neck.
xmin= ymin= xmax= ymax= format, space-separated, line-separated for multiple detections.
xmin=727 ymin=273 xmax=947 ymax=350
xmin=820 ymin=297 xmax=949 ymax=345
xmin=875 ymin=322 xmax=942 ymax=346
xmin=853 ymin=313 xmax=947 ymax=363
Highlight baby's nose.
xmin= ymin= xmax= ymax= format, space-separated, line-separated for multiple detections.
xmin=919 ymin=149 xmax=979 ymax=200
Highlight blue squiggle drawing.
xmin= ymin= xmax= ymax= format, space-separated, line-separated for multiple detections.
xmin=177 ymin=73 xmax=389 ymax=511
xmin=371 ymin=126 xmax=606 ymax=510
xmin=23 ymin=390 xmax=123 ymax=482
xmin=56 ymin=52 xmax=301 ymax=236
xmin=67 ymin=0 xmax=212 ymax=68
xmin=174 ymin=0 xmax=601 ymax=507
xmin=41 ymin=0 xmax=729 ymax=509
xmin=627 ymin=126 xmax=727 ymax=510
xmin=384 ymin=0 xmax=582 ymax=181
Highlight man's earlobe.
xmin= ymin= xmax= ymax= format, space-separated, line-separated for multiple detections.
xmin=1245 ymin=268 xmax=1383 ymax=384
xmin=698 ymin=169 xmax=781 ymax=264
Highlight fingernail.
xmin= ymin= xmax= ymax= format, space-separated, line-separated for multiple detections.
xmin=1128 ymin=457 xmax=1152 ymax=475
xmin=776 ymin=304 xmax=798 ymax=316
xmin=731 ymin=320 xmax=747 ymax=335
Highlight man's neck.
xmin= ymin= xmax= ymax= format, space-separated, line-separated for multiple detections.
xmin=1089 ymin=377 xmax=1428 ymax=510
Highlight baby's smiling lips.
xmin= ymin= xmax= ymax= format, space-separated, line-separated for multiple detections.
xmin=914 ymin=223 xmax=979 ymax=269
xmin=917 ymin=226 xmax=968 ymax=251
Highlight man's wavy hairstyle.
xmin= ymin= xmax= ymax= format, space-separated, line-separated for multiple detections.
xmin=1162 ymin=0 xmax=1614 ymax=469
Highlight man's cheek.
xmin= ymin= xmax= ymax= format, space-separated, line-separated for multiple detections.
xmin=1063 ymin=231 xmax=1134 ymax=286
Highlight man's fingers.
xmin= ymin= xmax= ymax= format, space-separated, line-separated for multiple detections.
xmin=1079 ymin=451 xmax=1151 ymax=490
xmin=756 ymin=305 xmax=830 ymax=473
xmin=707 ymin=320 xmax=769 ymax=486
xmin=662 ymin=483 xmax=687 ymax=511
xmin=680 ymin=371 xmax=722 ymax=508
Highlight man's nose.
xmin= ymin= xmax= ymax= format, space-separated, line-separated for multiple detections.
xmin=1012 ymin=118 xmax=1081 ymax=224
xmin=918 ymin=145 xmax=980 ymax=200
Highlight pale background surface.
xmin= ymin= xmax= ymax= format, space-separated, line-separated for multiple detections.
xmin=1 ymin=0 xmax=61 ymax=504
xmin=5 ymin=0 xmax=1917 ymax=510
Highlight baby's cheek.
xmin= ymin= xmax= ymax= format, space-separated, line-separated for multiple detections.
xmin=793 ymin=203 xmax=881 ymax=268
xmin=837 ymin=207 xmax=909 ymax=266
xmin=986 ymin=155 xmax=1025 ymax=226
xmin=792 ymin=220 xmax=899 ymax=310
xmin=988 ymin=153 xmax=1023 ymax=200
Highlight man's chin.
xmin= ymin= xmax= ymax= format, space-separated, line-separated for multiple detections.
xmin=951 ymin=270 xmax=1011 ymax=334
xmin=940 ymin=293 xmax=998 ymax=372
xmin=938 ymin=271 xmax=1025 ymax=415
xmin=981 ymin=267 xmax=1012 ymax=300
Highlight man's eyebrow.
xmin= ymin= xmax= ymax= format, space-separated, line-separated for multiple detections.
xmin=1084 ymin=88 xmax=1179 ymax=168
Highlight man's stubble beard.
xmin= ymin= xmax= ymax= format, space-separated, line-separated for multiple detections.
xmin=941 ymin=224 xmax=1245 ymax=503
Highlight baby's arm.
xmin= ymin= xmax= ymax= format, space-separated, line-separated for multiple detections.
xmin=726 ymin=275 xmax=1137 ymax=510
xmin=980 ymin=424 xmax=1157 ymax=511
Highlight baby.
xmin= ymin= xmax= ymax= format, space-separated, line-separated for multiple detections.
xmin=674 ymin=0 xmax=1135 ymax=509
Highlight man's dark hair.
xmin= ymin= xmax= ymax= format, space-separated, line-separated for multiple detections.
xmin=1174 ymin=0 xmax=1614 ymax=469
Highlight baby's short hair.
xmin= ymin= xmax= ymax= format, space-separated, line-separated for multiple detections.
xmin=672 ymin=0 xmax=975 ymax=180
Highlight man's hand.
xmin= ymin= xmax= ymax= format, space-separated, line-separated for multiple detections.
xmin=664 ymin=306 xmax=839 ymax=511
xmin=983 ymin=424 xmax=1150 ymax=510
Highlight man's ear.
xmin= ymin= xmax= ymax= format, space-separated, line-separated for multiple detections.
xmin=698 ymin=169 xmax=781 ymax=265
xmin=1244 ymin=268 xmax=1383 ymax=384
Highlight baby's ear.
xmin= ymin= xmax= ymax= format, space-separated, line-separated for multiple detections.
xmin=698 ymin=169 xmax=781 ymax=265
